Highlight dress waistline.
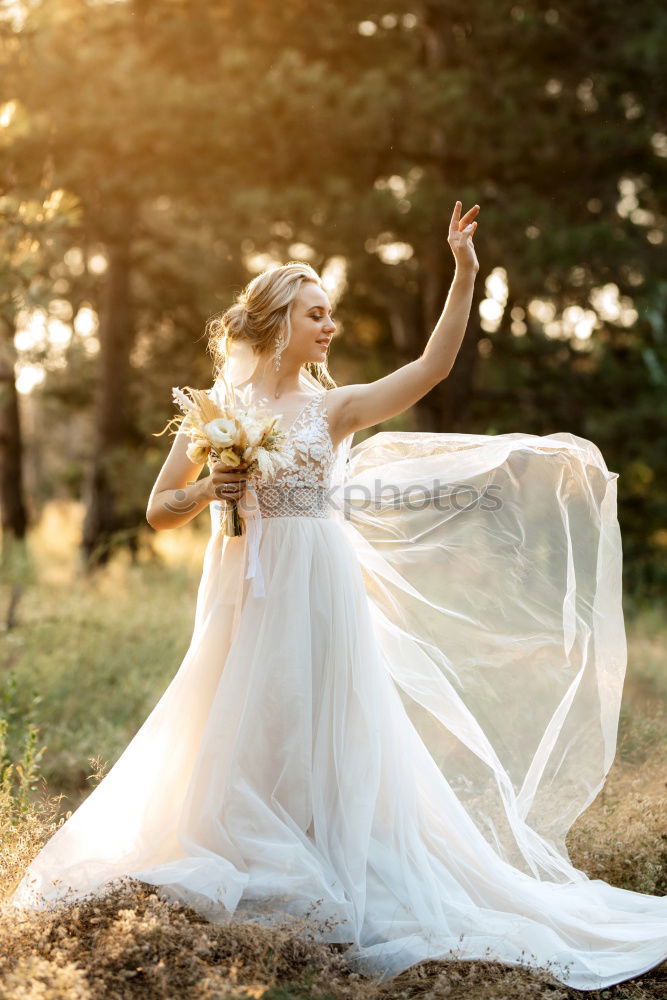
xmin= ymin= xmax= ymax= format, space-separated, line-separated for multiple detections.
xmin=253 ymin=483 xmax=331 ymax=519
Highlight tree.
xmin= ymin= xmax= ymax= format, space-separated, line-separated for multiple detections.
xmin=0 ymin=191 xmax=78 ymax=624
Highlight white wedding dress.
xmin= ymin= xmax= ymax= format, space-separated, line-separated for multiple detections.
xmin=10 ymin=370 xmax=667 ymax=991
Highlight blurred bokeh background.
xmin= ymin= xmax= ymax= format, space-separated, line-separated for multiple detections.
xmin=1 ymin=0 xmax=665 ymax=596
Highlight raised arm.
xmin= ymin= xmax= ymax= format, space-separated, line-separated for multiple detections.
xmin=328 ymin=200 xmax=479 ymax=441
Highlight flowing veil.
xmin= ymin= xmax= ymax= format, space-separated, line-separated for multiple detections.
xmin=337 ymin=430 xmax=625 ymax=876
xmin=210 ymin=350 xmax=626 ymax=879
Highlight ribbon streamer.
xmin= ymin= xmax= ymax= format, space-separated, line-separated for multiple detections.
xmin=229 ymin=481 xmax=265 ymax=644
xmin=240 ymin=481 xmax=265 ymax=597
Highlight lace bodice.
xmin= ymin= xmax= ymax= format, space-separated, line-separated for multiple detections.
xmin=251 ymin=391 xmax=336 ymax=517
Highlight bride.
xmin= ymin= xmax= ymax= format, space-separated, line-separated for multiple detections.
xmin=10 ymin=202 xmax=667 ymax=990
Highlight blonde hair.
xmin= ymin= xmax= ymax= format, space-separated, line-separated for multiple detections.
xmin=206 ymin=261 xmax=338 ymax=392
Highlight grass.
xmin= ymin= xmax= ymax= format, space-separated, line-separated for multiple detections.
xmin=0 ymin=500 xmax=665 ymax=998
xmin=1 ymin=500 xmax=208 ymax=805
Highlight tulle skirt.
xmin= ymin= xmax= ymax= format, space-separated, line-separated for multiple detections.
xmin=11 ymin=433 xmax=667 ymax=991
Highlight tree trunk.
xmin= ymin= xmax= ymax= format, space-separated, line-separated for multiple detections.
xmin=0 ymin=314 xmax=29 ymax=628
xmin=413 ymin=1 xmax=481 ymax=434
xmin=0 ymin=314 xmax=28 ymax=541
xmin=82 ymin=223 xmax=138 ymax=568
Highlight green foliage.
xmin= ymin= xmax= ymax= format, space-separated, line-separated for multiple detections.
xmin=0 ymin=536 xmax=35 ymax=593
xmin=1 ymin=0 xmax=666 ymax=596
xmin=0 ymin=671 xmax=46 ymax=825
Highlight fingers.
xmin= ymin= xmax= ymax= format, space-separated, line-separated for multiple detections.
xmin=214 ymin=482 xmax=245 ymax=498
xmin=210 ymin=468 xmax=247 ymax=501
xmin=212 ymin=470 xmax=247 ymax=499
xmin=448 ymin=200 xmax=462 ymax=236
xmin=213 ymin=476 xmax=247 ymax=492
xmin=450 ymin=201 xmax=480 ymax=234
xmin=213 ymin=476 xmax=244 ymax=486
xmin=211 ymin=462 xmax=247 ymax=479
xmin=458 ymin=204 xmax=480 ymax=230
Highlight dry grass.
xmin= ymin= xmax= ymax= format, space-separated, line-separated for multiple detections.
xmin=1 ymin=502 xmax=666 ymax=998
xmin=1 ymin=874 xmax=665 ymax=999
xmin=566 ymin=761 xmax=667 ymax=898
xmin=1 ymin=878 xmax=358 ymax=999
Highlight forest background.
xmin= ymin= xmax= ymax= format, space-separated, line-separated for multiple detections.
xmin=1 ymin=0 xmax=665 ymax=595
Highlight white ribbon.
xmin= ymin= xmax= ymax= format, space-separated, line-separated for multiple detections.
xmin=239 ymin=481 xmax=265 ymax=598
xmin=229 ymin=481 xmax=265 ymax=645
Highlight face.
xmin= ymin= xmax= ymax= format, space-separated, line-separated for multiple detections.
xmin=286 ymin=283 xmax=336 ymax=364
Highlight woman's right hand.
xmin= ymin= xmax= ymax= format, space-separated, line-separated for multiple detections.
xmin=202 ymin=456 xmax=249 ymax=503
xmin=448 ymin=200 xmax=480 ymax=274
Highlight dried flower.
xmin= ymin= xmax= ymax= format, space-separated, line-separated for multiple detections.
xmin=155 ymin=385 xmax=291 ymax=536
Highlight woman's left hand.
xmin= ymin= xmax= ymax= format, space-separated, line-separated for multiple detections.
xmin=448 ymin=200 xmax=480 ymax=274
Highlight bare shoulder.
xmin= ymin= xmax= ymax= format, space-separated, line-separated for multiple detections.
xmin=322 ymin=361 xmax=439 ymax=440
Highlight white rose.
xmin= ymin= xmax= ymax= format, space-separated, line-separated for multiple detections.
xmin=186 ymin=440 xmax=210 ymax=464
xmin=204 ymin=417 xmax=236 ymax=449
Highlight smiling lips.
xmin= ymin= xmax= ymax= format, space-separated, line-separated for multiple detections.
xmin=316 ymin=339 xmax=331 ymax=348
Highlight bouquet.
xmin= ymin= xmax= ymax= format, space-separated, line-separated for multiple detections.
xmin=158 ymin=382 xmax=290 ymax=536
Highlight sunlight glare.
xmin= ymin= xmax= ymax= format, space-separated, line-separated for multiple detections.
xmin=0 ymin=100 xmax=16 ymax=127
xmin=88 ymin=252 xmax=108 ymax=275
xmin=480 ymin=267 xmax=508 ymax=332
xmin=74 ymin=305 xmax=99 ymax=337
xmin=320 ymin=255 xmax=347 ymax=308
xmin=14 ymin=309 xmax=48 ymax=352
xmin=288 ymin=242 xmax=315 ymax=260
xmin=561 ymin=305 xmax=597 ymax=340
xmin=16 ymin=363 xmax=46 ymax=395
xmin=590 ymin=283 xmax=638 ymax=327
xmin=48 ymin=318 xmax=72 ymax=347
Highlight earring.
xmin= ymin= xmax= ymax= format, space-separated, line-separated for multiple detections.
xmin=273 ymin=333 xmax=284 ymax=373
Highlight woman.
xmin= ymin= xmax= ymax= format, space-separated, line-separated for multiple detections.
xmin=11 ymin=202 xmax=667 ymax=990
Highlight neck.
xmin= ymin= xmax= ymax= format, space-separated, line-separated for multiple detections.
xmin=241 ymin=352 xmax=305 ymax=400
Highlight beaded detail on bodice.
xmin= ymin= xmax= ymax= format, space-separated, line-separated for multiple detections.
xmin=252 ymin=391 xmax=336 ymax=518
